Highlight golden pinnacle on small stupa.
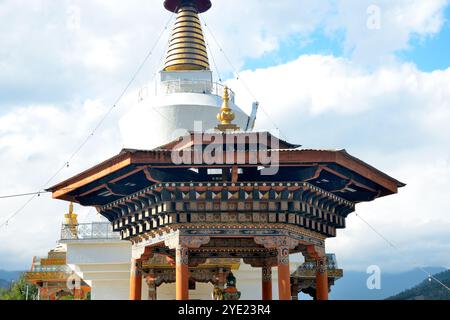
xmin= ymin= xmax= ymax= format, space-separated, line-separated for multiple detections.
xmin=64 ymin=202 xmax=78 ymax=226
xmin=215 ymin=86 xmax=240 ymax=132
xmin=64 ymin=202 xmax=79 ymax=237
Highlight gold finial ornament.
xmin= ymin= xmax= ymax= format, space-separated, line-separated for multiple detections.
xmin=64 ymin=202 xmax=78 ymax=237
xmin=216 ymin=87 xmax=240 ymax=132
xmin=163 ymin=0 xmax=211 ymax=71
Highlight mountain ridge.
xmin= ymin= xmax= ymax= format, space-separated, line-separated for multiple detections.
xmin=329 ymin=267 xmax=446 ymax=300
xmin=387 ymin=269 xmax=450 ymax=300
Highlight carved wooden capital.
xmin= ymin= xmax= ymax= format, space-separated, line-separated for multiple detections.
xmin=243 ymin=257 xmax=277 ymax=268
xmin=165 ymin=235 xmax=211 ymax=249
xmin=262 ymin=266 xmax=273 ymax=281
xmin=132 ymin=245 xmax=154 ymax=260
xmin=277 ymin=246 xmax=290 ymax=265
xmin=316 ymin=256 xmax=328 ymax=275
xmin=305 ymin=245 xmax=326 ymax=259
xmin=176 ymin=246 xmax=189 ymax=266
xmin=254 ymin=236 xmax=299 ymax=250
xmin=131 ymin=259 xmax=143 ymax=276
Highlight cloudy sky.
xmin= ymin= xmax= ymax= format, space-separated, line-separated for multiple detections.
xmin=0 ymin=0 xmax=449 ymax=275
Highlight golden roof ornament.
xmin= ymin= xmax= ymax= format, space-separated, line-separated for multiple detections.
xmin=64 ymin=202 xmax=78 ymax=237
xmin=215 ymin=86 xmax=240 ymax=132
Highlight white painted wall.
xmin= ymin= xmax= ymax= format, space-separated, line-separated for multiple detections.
xmin=64 ymin=240 xmax=132 ymax=265
xmin=90 ymin=280 xmax=130 ymax=300
xmin=155 ymin=282 xmax=214 ymax=301
xmin=62 ymin=242 xmax=305 ymax=300
xmin=62 ymin=240 xmax=132 ymax=300
xmin=120 ymin=93 xmax=250 ymax=150
xmin=235 ymin=260 xmax=303 ymax=300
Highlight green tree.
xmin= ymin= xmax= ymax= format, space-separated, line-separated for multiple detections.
xmin=0 ymin=273 xmax=38 ymax=300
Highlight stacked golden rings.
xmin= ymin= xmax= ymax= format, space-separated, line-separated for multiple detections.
xmin=164 ymin=6 xmax=210 ymax=71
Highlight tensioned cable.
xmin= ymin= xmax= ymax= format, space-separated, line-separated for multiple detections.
xmin=0 ymin=191 xmax=49 ymax=199
xmin=205 ymin=40 xmax=223 ymax=83
xmin=200 ymin=16 xmax=287 ymax=140
xmin=0 ymin=185 xmax=105 ymax=200
xmin=355 ymin=212 xmax=450 ymax=292
xmin=0 ymin=12 xmax=176 ymax=230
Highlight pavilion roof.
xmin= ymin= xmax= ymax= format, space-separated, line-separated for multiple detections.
xmin=47 ymin=133 xmax=404 ymax=206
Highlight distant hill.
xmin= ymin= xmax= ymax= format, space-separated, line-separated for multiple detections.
xmin=0 ymin=270 xmax=23 ymax=282
xmin=329 ymin=267 xmax=446 ymax=300
xmin=387 ymin=269 xmax=450 ymax=300
xmin=0 ymin=279 xmax=11 ymax=289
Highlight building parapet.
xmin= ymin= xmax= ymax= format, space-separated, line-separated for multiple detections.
xmin=158 ymin=80 xmax=236 ymax=102
xmin=60 ymin=222 xmax=120 ymax=241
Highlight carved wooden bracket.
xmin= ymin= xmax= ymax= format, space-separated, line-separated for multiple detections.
xmin=165 ymin=235 xmax=211 ymax=250
xmin=254 ymin=236 xmax=299 ymax=266
xmin=143 ymin=268 xmax=223 ymax=287
xmin=305 ymin=245 xmax=326 ymax=259
xmin=262 ymin=265 xmax=273 ymax=281
xmin=243 ymin=257 xmax=278 ymax=268
xmin=253 ymin=236 xmax=299 ymax=250
xmin=132 ymin=245 xmax=154 ymax=260
xmin=143 ymin=167 xmax=161 ymax=184
xmin=176 ymin=246 xmax=189 ymax=265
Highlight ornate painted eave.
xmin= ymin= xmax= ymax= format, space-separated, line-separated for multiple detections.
xmin=47 ymin=148 xmax=403 ymax=205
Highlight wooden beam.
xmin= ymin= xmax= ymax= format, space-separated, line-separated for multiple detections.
xmin=51 ymin=149 xmax=402 ymax=202
xmin=52 ymin=157 xmax=132 ymax=199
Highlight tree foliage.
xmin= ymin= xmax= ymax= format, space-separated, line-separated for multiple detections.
xmin=0 ymin=273 xmax=38 ymax=300
xmin=388 ymin=270 xmax=450 ymax=300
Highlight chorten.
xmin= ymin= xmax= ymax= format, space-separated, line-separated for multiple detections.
xmin=119 ymin=0 xmax=252 ymax=150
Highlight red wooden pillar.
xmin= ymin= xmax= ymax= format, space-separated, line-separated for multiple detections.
xmin=277 ymin=246 xmax=291 ymax=300
xmin=316 ymin=256 xmax=329 ymax=300
xmin=73 ymin=288 xmax=81 ymax=300
xmin=262 ymin=265 xmax=273 ymax=300
xmin=129 ymin=259 xmax=142 ymax=300
xmin=176 ymin=246 xmax=189 ymax=300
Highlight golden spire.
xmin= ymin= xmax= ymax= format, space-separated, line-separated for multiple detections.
xmin=64 ymin=202 xmax=78 ymax=237
xmin=163 ymin=1 xmax=211 ymax=71
xmin=216 ymin=87 xmax=240 ymax=132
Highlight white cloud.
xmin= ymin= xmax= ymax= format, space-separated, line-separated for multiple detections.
xmin=326 ymin=0 xmax=449 ymax=64
xmin=0 ymin=99 xmax=127 ymax=270
xmin=1 ymin=0 xmax=448 ymax=108
xmin=0 ymin=1 xmax=450 ymax=272
xmin=229 ymin=55 xmax=450 ymax=151
xmin=228 ymin=55 xmax=450 ymax=271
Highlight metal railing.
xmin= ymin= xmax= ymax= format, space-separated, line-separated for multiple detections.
xmin=31 ymin=265 xmax=72 ymax=273
xmin=60 ymin=222 xmax=120 ymax=241
xmin=299 ymin=254 xmax=339 ymax=270
xmin=158 ymin=80 xmax=236 ymax=102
